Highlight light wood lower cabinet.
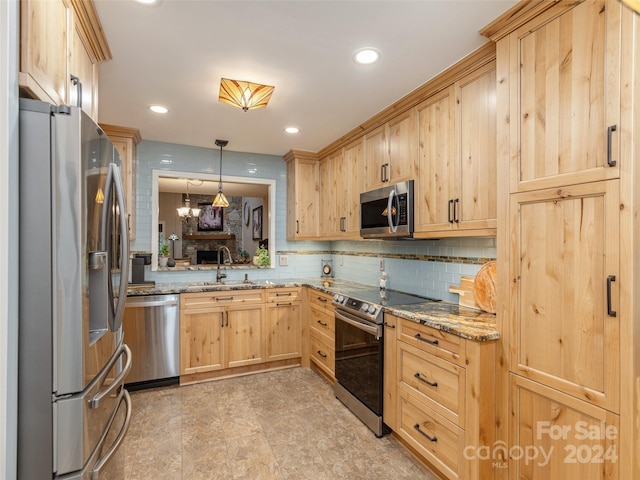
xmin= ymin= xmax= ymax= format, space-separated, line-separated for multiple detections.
xmin=266 ymin=288 xmax=302 ymax=362
xmin=387 ymin=314 xmax=496 ymax=480
xmin=510 ymin=374 xmax=619 ymax=480
xmin=307 ymin=290 xmax=336 ymax=380
xmin=180 ymin=291 xmax=265 ymax=377
xmin=180 ymin=289 xmax=304 ymax=383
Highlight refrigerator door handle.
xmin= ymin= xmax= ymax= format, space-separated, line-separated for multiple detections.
xmin=91 ymin=389 xmax=132 ymax=480
xmin=90 ymin=344 xmax=132 ymax=409
xmin=111 ymin=164 xmax=130 ymax=332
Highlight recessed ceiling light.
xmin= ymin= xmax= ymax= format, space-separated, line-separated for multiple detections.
xmin=149 ymin=105 xmax=168 ymax=114
xmin=135 ymin=0 xmax=160 ymax=5
xmin=353 ymin=48 xmax=381 ymax=65
xmin=284 ymin=127 xmax=300 ymax=134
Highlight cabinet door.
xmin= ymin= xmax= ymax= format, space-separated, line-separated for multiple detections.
xmin=415 ymin=86 xmax=456 ymax=233
xmin=457 ymin=63 xmax=497 ymax=231
xmin=365 ymin=125 xmax=388 ymax=190
xmin=511 ymin=180 xmax=619 ymax=411
xmin=318 ymin=158 xmax=334 ymax=237
xmin=332 ymin=150 xmax=349 ymax=236
xmin=510 ymin=375 xmax=619 ymax=480
xmin=286 ymin=157 xmax=318 ymax=239
xmin=387 ymin=109 xmax=417 ymax=184
xmin=266 ymin=302 xmax=302 ymax=361
xmin=509 ymin=0 xmax=621 ymax=192
xmin=344 ymin=138 xmax=365 ymax=237
xmin=180 ymin=308 xmax=224 ymax=375
xmin=68 ymin=22 xmax=98 ymax=121
xmin=20 ymin=0 xmax=70 ymax=106
xmin=225 ymin=305 xmax=265 ymax=368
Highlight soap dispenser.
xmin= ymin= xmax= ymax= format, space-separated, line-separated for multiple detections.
xmin=379 ymin=271 xmax=387 ymax=290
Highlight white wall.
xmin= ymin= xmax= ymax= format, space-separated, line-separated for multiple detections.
xmin=0 ymin=1 xmax=20 ymax=478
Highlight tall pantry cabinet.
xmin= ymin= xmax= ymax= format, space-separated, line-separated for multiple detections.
xmin=482 ymin=1 xmax=639 ymax=479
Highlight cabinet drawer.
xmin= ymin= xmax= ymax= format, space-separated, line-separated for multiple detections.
xmin=399 ymin=342 xmax=465 ymax=427
xmin=267 ymin=287 xmax=301 ymax=303
xmin=308 ymin=291 xmax=334 ymax=311
xmin=181 ymin=290 xmax=265 ymax=309
xmin=398 ymin=318 xmax=465 ymax=366
xmin=310 ymin=328 xmax=335 ymax=374
xmin=399 ymin=392 xmax=464 ymax=480
xmin=309 ymin=304 xmax=335 ymax=337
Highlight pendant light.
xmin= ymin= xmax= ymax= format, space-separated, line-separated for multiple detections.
xmin=213 ymin=139 xmax=229 ymax=207
xmin=177 ymin=181 xmax=201 ymax=218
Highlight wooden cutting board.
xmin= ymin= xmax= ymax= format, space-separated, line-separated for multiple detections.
xmin=474 ymin=261 xmax=497 ymax=314
xmin=448 ymin=276 xmax=480 ymax=310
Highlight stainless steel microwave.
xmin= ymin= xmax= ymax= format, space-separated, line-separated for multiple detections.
xmin=360 ymin=180 xmax=414 ymax=239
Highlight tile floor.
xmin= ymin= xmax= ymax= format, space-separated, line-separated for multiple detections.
xmin=122 ymin=367 xmax=438 ymax=479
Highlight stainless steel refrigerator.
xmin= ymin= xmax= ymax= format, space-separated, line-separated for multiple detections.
xmin=18 ymin=98 xmax=132 ymax=479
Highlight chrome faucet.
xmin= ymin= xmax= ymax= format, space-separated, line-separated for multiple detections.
xmin=216 ymin=246 xmax=232 ymax=282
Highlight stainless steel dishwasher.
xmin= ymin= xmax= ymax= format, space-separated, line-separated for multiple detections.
xmin=123 ymin=294 xmax=180 ymax=390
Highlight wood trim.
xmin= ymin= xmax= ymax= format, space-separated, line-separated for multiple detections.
xmin=99 ymin=123 xmax=142 ymax=144
xmin=68 ymin=0 xmax=112 ymax=63
xmin=179 ymin=359 xmax=301 ymax=385
xmin=283 ymin=149 xmax=319 ymax=163
xmin=182 ymin=234 xmax=235 ymax=241
xmin=316 ymin=42 xmax=497 ymax=159
xmin=479 ymin=0 xmax=576 ymax=42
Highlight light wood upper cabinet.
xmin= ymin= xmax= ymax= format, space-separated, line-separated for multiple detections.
xmin=317 ymin=141 xmax=363 ymax=239
xmin=20 ymin=0 xmax=111 ymax=123
xmin=511 ymin=180 xmax=620 ymax=412
xmin=344 ymin=137 xmax=365 ymax=237
xmin=20 ymin=0 xmax=70 ymax=107
xmin=284 ymin=151 xmax=319 ymax=240
xmin=100 ymin=124 xmax=142 ymax=241
xmin=415 ymin=63 xmax=497 ymax=237
xmin=506 ymin=0 xmax=621 ymax=192
xmin=365 ymin=109 xmax=417 ymax=190
xmin=415 ymin=86 xmax=456 ymax=233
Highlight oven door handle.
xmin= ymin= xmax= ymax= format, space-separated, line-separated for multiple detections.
xmin=335 ymin=309 xmax=382 ymax=339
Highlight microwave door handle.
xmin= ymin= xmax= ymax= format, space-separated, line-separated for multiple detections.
xmin=387 ymin=189 xmax=398 ymax=233
xmin=110 ymin=164 xmax=129 ymax=332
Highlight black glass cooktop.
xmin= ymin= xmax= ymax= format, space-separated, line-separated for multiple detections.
xmin=339 ymin=287 xmax=440 ymax=308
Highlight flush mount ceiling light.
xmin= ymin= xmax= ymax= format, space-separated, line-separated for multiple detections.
xmin=149 ymin=105 xmax=168 ymax=114
xmin=177 ymin=181 xmax=201 ymax=218
xmin=284 ymin=127 xmax=300 ymax=134
xmin=621 ymin=0 xmax=640 ymax=13
xmin=219 ymin=78 xmax=275 ymax=112
xmin=212 ymin=139 xmax=229 ymax=207
xmin=353 ymin=47 xmax=381 ymax=65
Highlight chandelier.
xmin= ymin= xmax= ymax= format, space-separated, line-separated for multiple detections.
xmin=177 ymin=181 xmax=201 ymax=218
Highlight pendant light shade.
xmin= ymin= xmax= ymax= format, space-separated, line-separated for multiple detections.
xmin=177 ymin=181 xmax=201 ymax=218
xmin=213 ymin=139 xmax=229 ymax=207
xmin=219 ymin=78 xmax=275 ymax=112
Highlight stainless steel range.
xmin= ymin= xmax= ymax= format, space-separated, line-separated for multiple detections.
xmin=332 ymin=288 xmax=439 ymax=437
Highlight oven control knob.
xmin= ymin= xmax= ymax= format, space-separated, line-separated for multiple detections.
xmin=333 ymin=294 xmax=340 ymax=302
xmin=338 ymin=295 xmax=344 ymax=303
xmin=361 ymin=303 xmax=369 ymax=312
xmin=368 ymin=305 xmax=377 ymax=314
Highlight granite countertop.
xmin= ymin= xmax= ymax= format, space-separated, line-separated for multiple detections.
xmin=127 ymin=277 xmax=499 ymax=342
xmin=384 ymin=302 xmax=499 ymax=342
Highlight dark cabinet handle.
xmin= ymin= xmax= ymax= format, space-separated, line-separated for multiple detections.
xmin=317 ymin=320 xmax=328 ymax=327
xmin=70 ymin=74 xmax=82 ymax=108
xmin=317 ymin=350 xmax=327 ymax=358
xmin=607 ymin=275 xmax=616 ymax=317
xmin=414 ymin=423 xmax=437 ymax=442
xmin=317 ymin=296 xmax=327 ymax=303
xmin=454 ymin=198 xmax=459 ymax=223
xmin=607 ymin=125 xmax=617 ymax=167
xmin=415 ymin=333 xmax=438 ymax=346
xmin=225 ymin=311 xmax=229 ymax=327
xmin=296 ymin=220 xmax=300 ymax=234
xmin=448 ymin=199 xmax=454 ymax=224
xmin=383 ymin=322 xmax=396 ymax=329
xmin=414 ymin=373 xmax=438 ymax=387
